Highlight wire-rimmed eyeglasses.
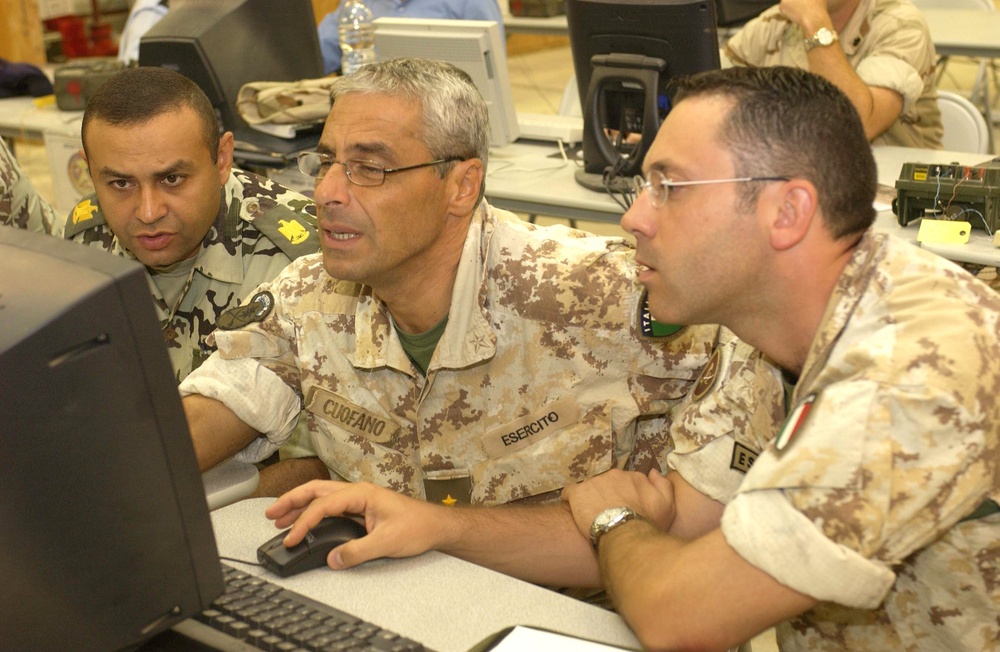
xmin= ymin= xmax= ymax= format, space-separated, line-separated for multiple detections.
xmin=296 ymin=152 xmax=463 ymax=187
xmin=632 ymin=168 xmax=791 ymax=208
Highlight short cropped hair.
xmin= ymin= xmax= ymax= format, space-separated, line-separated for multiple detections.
xmin=330 ymin=58 xmax=490 ymax=203
xmin=673 ymin=66 xmax=877 ymax=239
xmin=82 ymin=67 xmax=221 ymax=161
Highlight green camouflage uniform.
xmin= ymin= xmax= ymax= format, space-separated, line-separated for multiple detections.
xmin=180 ymin=204 xmax=760 ymax=506
xmin=57 ymin=169 xmax=318 ymax=382
xmin=703 ymin=231 xmax=999 ymax=650
xmin=0 ymin=139 xmax=57 ymax=234
xmin=724 ymin=0 xmax=942 ymax=149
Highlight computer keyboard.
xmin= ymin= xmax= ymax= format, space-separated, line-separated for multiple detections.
xmin=172 ymin=563 xmax=431 ymax=651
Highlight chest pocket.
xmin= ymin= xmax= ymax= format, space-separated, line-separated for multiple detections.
xmin=469 ymin=398 xmax=616 ymax=506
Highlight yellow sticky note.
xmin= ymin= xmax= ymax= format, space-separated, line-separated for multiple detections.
xmin=916 ymin=219 xmax=971 ymax=244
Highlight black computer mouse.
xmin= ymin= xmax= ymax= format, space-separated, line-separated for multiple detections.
xmin=257 ymin=516 xmax=367 ymax=577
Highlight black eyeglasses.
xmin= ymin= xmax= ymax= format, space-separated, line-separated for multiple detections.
xmin=632 ymin=168 xmax=790 ymax=208
xmin=296 ymin=152 xmax=462 ymax=187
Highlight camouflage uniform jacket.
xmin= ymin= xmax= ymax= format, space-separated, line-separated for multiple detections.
xmin=58 ymin=169 xmax=318 ymax=382
xmin=717 ymin=231 xmax=1000 ymax=651
xmin=724 ymin=0 xmax=942 ymax=149
xmin=0 ymin=139 xmax=57 ymax=234
xmin=180 ymin=203 xmax=723 ymax=506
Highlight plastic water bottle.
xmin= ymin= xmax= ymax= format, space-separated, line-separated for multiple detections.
xmin=338 ymin=0 xmax=376 ymax=75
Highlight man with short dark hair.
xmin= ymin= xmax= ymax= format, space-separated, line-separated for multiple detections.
xmin=560 ymin=65 xmax=999 ymax=650
xmin=57 ymin=67 xmax=318 ymax=382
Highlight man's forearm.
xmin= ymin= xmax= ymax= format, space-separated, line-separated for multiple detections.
xmin=438 ymin=501 xmax=601 ymax=588
xmin=252 ymin=457 xmax=331 ymax=497
xmin=183 ymin=394 xmax=260 ymax=471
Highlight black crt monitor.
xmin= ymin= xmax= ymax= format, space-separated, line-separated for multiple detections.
xmin=0 ymin=229 xmax=223 ymax=651
xmin=566 ymin=0 xmax=720 ymax=191
xmin=715 ymin=0 xmax=776 ymax=27
xmin=138 ymin=0 xmax=325 ymax=160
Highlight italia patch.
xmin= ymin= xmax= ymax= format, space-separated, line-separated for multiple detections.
xmin=776 ymin=392 xmax=817 ymax=451
xmin=217 ymin=291 xmax=274 ymax=330
xmin=691 ymin=347 xmax=721 ymax=402
xmin=639 ymin=295 xmax=683 ymax=338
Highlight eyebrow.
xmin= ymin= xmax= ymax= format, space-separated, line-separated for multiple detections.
xmin=95 ymin=160 xmax=197 ymax=180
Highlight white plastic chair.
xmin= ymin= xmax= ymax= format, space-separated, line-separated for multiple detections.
xmin=937 ymin=90 xmax=991 ymax=153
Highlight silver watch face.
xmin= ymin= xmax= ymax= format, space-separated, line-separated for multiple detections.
xmin=817 ymin=28 xmax=835 ymax=46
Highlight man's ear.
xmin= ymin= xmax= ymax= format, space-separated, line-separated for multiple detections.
xmin=447 ymin=158 xmax=485 ymax=216
xmin=217 ymin=131 xmax=235 ymax=182
xmin=770 ymin=181 xmax=818 ymax=251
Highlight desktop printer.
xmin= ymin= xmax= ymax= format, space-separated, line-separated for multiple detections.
xmin=893 ymin=157 xmax=1000 ymax=233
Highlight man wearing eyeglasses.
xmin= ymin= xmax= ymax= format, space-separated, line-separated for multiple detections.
xmin=180 ymin=58 xmax=783 ymax=519
xmin=56 ymin=67 xmax=319 ymax=383
xmin=556 ymin=66 xmax=998 ymax=649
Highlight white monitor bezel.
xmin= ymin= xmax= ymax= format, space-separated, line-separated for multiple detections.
xmin=373 ymin=17 xmax=519 ymax=147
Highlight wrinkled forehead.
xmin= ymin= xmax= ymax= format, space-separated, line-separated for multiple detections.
xmin=321 ymin=93 xmax=427 ymax=159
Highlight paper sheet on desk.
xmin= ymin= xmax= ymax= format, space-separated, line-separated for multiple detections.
xmin=477 ymin=625 xmax=636 ymax=651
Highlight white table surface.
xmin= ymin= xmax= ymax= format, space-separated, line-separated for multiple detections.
xmin=923 ymin=8 xmax=1000 ymax=59
xmin=210 ymin=498 xmax=640 ymax=652
xmin=0 ymin=96 xmax=82 ymax=140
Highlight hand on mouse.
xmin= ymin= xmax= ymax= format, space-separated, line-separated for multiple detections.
xmin=265 ymin=480 xmax=453 ymax=570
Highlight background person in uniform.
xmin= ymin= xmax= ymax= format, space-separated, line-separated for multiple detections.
xmin=556 ymin=66 xmax=999 ymax=650
xmin=316 ymin=0 xmax=505 ymax=75
xmin=724 ymin=0 xmax=942 ymax=148
xmin=178 ymin=58 xmax=778 ymax=511
xmin=0 ymin=138 xmax=57 ymax=234
xmin=57 ymin=67 xmax=319 ymax=383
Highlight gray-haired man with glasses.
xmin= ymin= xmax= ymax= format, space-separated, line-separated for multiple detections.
xmin=180 ymin=58 xmax=779 ymax=531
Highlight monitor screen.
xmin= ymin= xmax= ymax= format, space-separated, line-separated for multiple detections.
xmin=566 ymin=0 xmax=720 ymax=188
xmin=0 ymin=229 xmax=223 ymax=651
xmin=138 ymin=0 xmax=325 ymax=156
xmin=715 ymin=0 xmax=776 ymax=26
xmin=373 ymin=17 xmax=519 ymax=147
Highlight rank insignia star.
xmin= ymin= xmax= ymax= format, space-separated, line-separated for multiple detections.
xmin=441 ymin=494 xmax=458 ymax=506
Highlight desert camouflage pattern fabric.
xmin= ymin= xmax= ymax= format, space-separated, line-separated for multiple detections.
xmin=57 ymin=169 xmax=318 ymax=382
xmin=181 ymin=203 xmax=724 ymax=506
xmin=719 ymin=231 xmax=1000 ymax=650
xmin=0 ymin=139 xmax=57 ymax=234
xmin=666 ymin=327 xmax=786 ymax=505
xmin=724 ymin=0 xmax=942 ymax=149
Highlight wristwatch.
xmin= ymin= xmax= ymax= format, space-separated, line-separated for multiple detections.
xmin=589 ymin=506 xmax=640 ymax=551
xmin=804 ymin=27 xmax=839 ymax=52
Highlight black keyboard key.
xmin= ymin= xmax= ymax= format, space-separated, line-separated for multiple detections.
xmin=185 ymin=564 xmax=432 ymax=651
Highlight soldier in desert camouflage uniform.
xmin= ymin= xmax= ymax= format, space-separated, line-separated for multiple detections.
xmin=0 ymin=138 xmax=57 ymax=234
xmin=559 ymin=67 xmax=999 ymax=651
xmin=198 ymin=59 xmax=783 ymax=592
xmin=180 ymin=59 xmax=784 ymax=517
xmin=55 ymin=67 xmax=318 ymax=382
